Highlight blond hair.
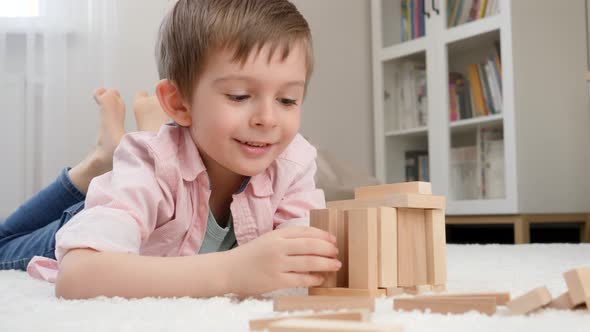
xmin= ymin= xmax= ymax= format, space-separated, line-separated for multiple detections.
xmin=156 ymin=0 xmax=314 ymax=100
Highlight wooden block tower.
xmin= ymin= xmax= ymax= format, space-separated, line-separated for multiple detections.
xmin=309 ymin=182 xmax=447 ymax=296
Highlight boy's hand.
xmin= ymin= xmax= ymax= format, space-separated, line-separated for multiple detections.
xmin=225 ymin=226 xmax=341 ymax=296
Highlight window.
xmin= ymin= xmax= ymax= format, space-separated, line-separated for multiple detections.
xmin=0 ymin=0 xmax=39 ymax=18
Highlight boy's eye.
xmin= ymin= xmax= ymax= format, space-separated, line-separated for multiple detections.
xmin=279 ymin=98 xmax=298 ymax=107
xmin=226 ymin=94 xmax=250 ymax=102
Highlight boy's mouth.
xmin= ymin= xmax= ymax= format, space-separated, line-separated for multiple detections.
xmin=234 ymin=139 xmax=272 ymax=147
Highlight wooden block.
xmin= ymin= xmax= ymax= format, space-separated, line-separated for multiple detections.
xmin=397 ymin=208 xmax=428 ymax=287
xmin=432 ymin=285 xmax=447 ymax=293
xmin=309 ymin=288 xmax=386 ymax=298
xmin=425 ymin=209 xmax=447 ymax=286
xmin=426 ymin=292 xmax=511 ymax=305
xmin=564 ymin=267 xmax=590 ymax=306
xmin=403 ymin=285 xmax=432 ymax=295
xmin=377 ymin=207 xmax=397 ymax=288
xmin=506 ymin=286 xmax=552 ymax=315
xmin=273 ymin=296 xmax=375 ymax=312
xmin=547 ymin=291 xmax=578 ymax=310
xmin=381 ymin=287 xmax=404 ymax=297
xmin=336 ymin=210 xmax=349 ymax=287
xmin=394 ymin=296 xmax=497 ymax=315
xmin=268 ymin=318 xmax=402 ymax=332
xmin=249 ymin=310 xmax=369 ymax=331
xmin=347 ymin=208 xmax=378 ymax=290
xmin=327 ymin=194 xmax=445 ymax=210
xmin=310 ymin=208 xmax=339 ymax=288
xmin=355 ymin=182 xmax=432 ymax=200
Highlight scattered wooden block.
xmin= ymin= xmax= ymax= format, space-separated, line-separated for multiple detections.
xmin=403 ymin=285 xmax=432 ymax=295
xmin=355 ymin=182 xmax=432 ymax=200
xmin=268 ymin=318 xmax=402 ymax=332
xmin=547 ymin=291 xmax=579 ymax=310
xmin=425 ymin=209 xmax=447 ymax=286
xmin=347 ymin=208 xmax=378 ymax=290
xmin=327 ymin=194 xmax=445 ymax=210
xmin=397 ymin=208 xmax=428 ymax=287
xmin=428 ymin=292 xmax=511 ymax=306
xmin=310 ymin=208 xmax=339 ymax=288
xmin=377 ymin=207 xmax=397 ymax=288
xmin=336 ymin=210 xmax=349 ymax=287
xmin=274 ymin=296 xmax=375 ymax=312
xmin=309 ymin=288 xmax=386 ymax=298
xmin=564 ymin=267 xmax=590 ymax=306
xmin=506 ymin=286 xmax=552 ymax=315
xmin=381 ymin=287 xmax=404 ymax=297
xmin=394 ymin=296 xmax=497 ymax=315
xmin=249 ymin=310 xmax=369 ymax=331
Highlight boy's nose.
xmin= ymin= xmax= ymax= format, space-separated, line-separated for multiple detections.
xmin=250 ymin=100 xmax=278 ymax=128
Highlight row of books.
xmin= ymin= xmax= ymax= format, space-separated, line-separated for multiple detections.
xmin=405 ymin=150 xmax=430 ymax=182
xmin=388 ymin=61 xmax=428 ymax=130
xmin=450 ymin=127 xmax=505 ymax=200
xmin=401 ymin=0 xmax=426 ymax=42
xmin=447 ymin=0 xmax=499 ymax=28
xmin=449 ymin=44 xmax=502 ymax=121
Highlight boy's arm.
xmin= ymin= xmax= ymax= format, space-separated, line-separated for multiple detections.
xmin=56 ymin=248 xmax=233 ymax=299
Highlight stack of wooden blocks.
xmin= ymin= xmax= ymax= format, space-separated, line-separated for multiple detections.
xmin=309 ymin=181 xmax=447 ymax=297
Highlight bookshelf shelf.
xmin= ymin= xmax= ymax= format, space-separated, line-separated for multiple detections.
xmin=449 ymin=113 xmax=503 ymax=131
xmin=380 ymin=37 xmax=428 ymax=61
xmin=443 ymin=14 xmax=501 ymax=44
xmin=385 ymin=126 xmax=428 ymax=137
xmin=372 ymin=0 xmax=590 ymax=215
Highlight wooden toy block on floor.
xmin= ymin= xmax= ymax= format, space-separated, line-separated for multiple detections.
xmin=506 ymin=286 xmax=552 ymax=315
xmin=402 ymin=285 xmax=432 ymax=295
xmin=377 ymin=207 xmax=397 ymax=288
xmin=381 ymin=287 xmax=404 ymax=297
xmin=308 ymin=288 xmax=386 ymax=298
xmin=397 ymin=208 xmax=427 ymax=287
xmin=432 ymin=292 xmax=511 ymax=305
xmin=425 ymin=209 xmax=446 ymax=286
xmin=327 ymin=193 xmax=445 ymax=210
xmin=355 ymin=182 xmax=432 ymax=199
xmin=394 ymin=296 xmax=497 ymax=315
xmin=564 ymin=267 xmax=590 ymax=307
xmin=274 ymin=296 xmax=375 ymax=312
xmin=249 ymin=310 xmax=369 ymax=331
xmin=347 ymin=208 xmax=379 ymax=290
xmin=268 ymin=318 xmax=402 ymax=332
xmin=547 ymin=292 xmax=581 ymax=310
xmin=310 ymin=208 xmax=339 ymax=288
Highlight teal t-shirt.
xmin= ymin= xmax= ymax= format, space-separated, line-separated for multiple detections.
xmin=198 ymin=209 xmax=238 ymax=254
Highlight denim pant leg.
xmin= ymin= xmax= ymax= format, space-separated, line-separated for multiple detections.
xmin=0 ymin=201 xmax=85 ymax=271
xmin=0 ymin=168 xmax=85 ymax=238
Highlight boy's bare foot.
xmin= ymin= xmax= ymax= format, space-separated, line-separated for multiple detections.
xmin=68 ymin=88 xmax=126 ymax=194
xmin=133 ymin=91 xmax=169 ymax=132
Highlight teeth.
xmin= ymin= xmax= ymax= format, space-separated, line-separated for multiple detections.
xmin=239 ymin=140 xmax=267 ymax=147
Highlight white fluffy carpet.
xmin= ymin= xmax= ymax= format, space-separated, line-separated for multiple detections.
xmin=1 ymin=244 xmax=590 ymax=332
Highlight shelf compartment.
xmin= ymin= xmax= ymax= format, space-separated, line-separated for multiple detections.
xmin=381 ymin=0 xmax=429 ymax=49
xmin=444 ymin=14 xmax=501 ymax=45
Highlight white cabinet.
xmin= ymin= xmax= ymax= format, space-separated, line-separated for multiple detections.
xmin=371 ymin=0 xmax=590 ymax=215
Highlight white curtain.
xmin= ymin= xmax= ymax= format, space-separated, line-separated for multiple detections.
xmin=0 ymin=0 xmax=169 ymax=217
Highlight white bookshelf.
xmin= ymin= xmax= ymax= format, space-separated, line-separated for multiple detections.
xmin=371 ymin=0 xmax=590 ymax=215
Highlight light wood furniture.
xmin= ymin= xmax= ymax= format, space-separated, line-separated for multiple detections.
xmin=446 ymin=213 xmax=590 ymax=244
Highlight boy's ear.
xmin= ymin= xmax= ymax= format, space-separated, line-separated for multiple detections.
xmin=155 ymin=79 xmax=192 ymax=127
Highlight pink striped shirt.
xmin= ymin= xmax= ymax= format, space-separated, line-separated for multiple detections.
xmin=27 ymin=124 xmax=326 ymax=282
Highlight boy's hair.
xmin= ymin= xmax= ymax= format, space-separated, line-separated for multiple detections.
xmin=156 ymin=0 xmax=314 ymax=100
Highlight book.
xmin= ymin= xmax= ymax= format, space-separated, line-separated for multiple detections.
xmin=466 ymin=64 xmax=487 ymax=116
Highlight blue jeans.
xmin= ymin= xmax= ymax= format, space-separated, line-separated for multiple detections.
xmin=0 ymin=168 xmax=85 ymax=271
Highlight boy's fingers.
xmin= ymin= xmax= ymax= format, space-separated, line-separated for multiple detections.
xmin=284 ymin=256 xmax=341 ymax=273
xmin=277 ymin=226 xmax=336 ymax=243
xmin=93 ymin=88 xmax=106 ymax=103
xmin=283 ymin=272 xmax=324 ymax=288
xmin=285 ymin=238 xmax=338 ymax=258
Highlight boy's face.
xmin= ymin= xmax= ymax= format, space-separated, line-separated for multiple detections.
xmin=186 ymin=42 xmax=307 ymax=178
